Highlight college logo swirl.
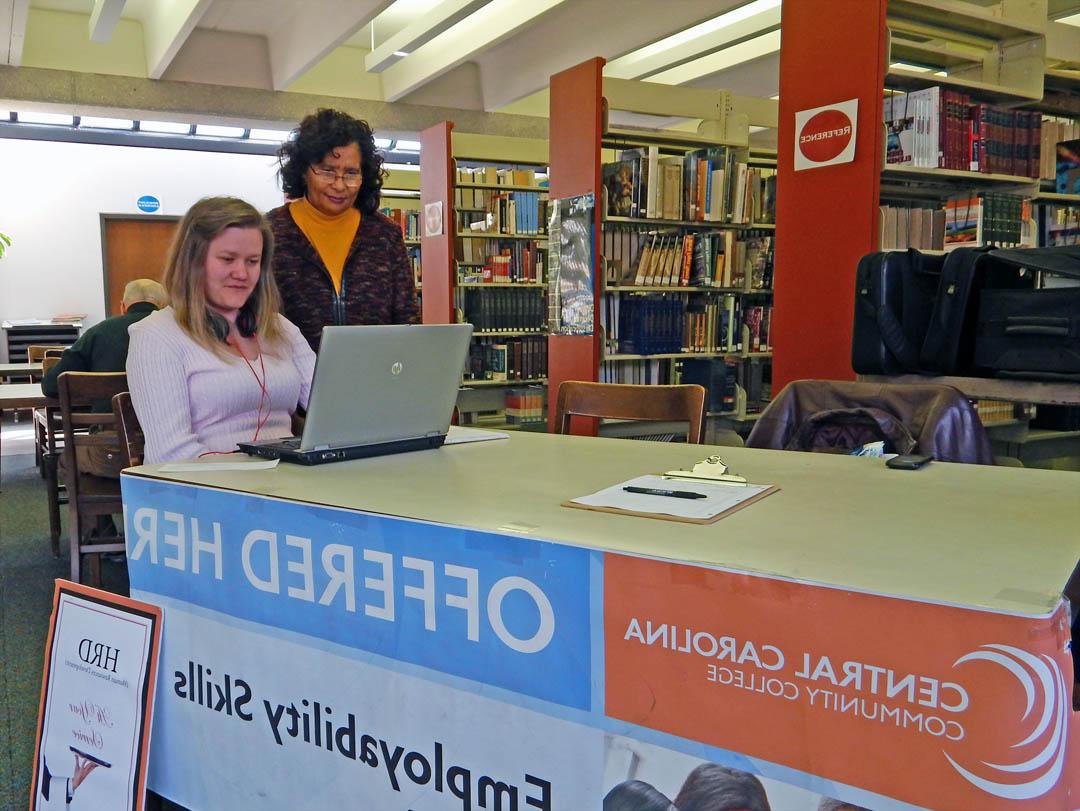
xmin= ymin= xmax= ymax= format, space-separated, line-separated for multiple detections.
xmin=946 ymin=644 xmax=1069 ymax=800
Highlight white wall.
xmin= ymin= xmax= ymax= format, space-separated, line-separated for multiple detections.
xmin=0 ymin=138 xmax=284 ymax=355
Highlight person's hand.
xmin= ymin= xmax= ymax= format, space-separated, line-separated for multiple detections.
xmin=71 ymin=755 xmax=99 ymax=793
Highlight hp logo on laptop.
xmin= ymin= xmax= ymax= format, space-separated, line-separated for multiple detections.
xmin=391 ymin=361 xmax=404 ymax=376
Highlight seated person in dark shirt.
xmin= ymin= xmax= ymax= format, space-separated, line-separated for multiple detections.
xmin=41 ymin=278 xmax=166 ymax=478
xmin=41 ymin=279 xmax=167 ymax=399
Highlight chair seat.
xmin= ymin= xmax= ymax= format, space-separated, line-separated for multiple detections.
xmin=73 ymin=472 xmax=122 ymax=502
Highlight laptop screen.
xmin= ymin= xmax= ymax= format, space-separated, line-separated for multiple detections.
xmin=300 ymin=324 xmax=473 ymax=451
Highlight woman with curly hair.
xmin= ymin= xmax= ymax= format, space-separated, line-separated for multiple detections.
xmin=269 ymin=108 xmax=419 ymax=351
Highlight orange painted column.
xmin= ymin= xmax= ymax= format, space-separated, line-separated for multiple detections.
xmin=419 ymin=121 xmax=455 ymax=325
xmin=546 ymin=57 xmax=604 ymax=433
xmin=771 ymin=0 xmax=888 ymax=390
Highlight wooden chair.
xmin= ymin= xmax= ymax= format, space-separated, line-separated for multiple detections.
xmin=554 ymin=381 xmax=707 ymax=444
xmin=27 ymin=344 xmax=68 ymax=372
xmin=57 ymin=372 xmax=128 ymax=585
xmin=112 ymin=391 xmax=144 ymax=467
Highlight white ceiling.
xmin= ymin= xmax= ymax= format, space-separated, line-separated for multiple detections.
xmin=16 ymin=0 xmax=785 ymax=115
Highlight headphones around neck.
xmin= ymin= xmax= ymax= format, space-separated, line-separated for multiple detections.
xmin=208 ymin=303 xmax=257 ymax=343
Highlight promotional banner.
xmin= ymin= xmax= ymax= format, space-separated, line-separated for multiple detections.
xmin=30 ymin=581 xmax=162 ymax=811
xmin=123 ymin=476 xmax=1078 ymax=810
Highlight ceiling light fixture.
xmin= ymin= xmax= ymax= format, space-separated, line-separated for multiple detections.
xmin=1057 ymin=12 xmax=1080 ymax=26
xmin=393 ymin=140 xmax=421 ymax=152
xmin=605 ymin=0 xmax=781 ymax=80
xmin=79 ymin=116 xmax=134 ymax=129
xmin=249 ymin=128 xmax=291 ymax=142
xmin=374 ymin=138 xmax=394 ymax=149
xmin=17 ymin=112 xmax=75 ymax=126
xmin=195 ymin=124 xmax=246 ymax=138
xmin=140 ymin=120 xmax=193 ymax=134
xmin=647 ymin=29 xmax=782 ymax=85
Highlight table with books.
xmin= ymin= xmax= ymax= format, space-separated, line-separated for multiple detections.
xmin=120 ymin=431 xmax=1079 ymax=811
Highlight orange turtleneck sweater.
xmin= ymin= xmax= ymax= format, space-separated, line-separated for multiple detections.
xmin=288 ymin=197 xmax=361 ymax=293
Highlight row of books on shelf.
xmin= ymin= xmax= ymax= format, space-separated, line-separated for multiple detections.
xmin=381 ymin=207 xmax=420 ymax=240
xmin=605 ymin=229 xmax=773 ymax=290
xmin=1044 ymin=206 xmax=1080 ymax=247
xmin=504 ymin=387 xmax=546 ymax=425
xmin=680 ymin=357 xmax=770 ymax=416
xmin=885 ymin=88 xmax=1042 ymax=178
xmin=603 ymin=146 xmax=775 ymax=224
xmin=406 ymin=245 xmax=420 ymax=287
xmin=602 ymin=295 xmax=771 ymax=356
xmin=464 ymin=335 xmax=547 ymax=383
xmin=457 ymin=239 xmax=546 ymax=284
xmin=600 ymin=358 xmax=669 ymax=385
xmin=456 ymin=166 xmax=547 ymax=188
xmin=456 ymin=191 xmax=548 ymax=236
xmin=879 ymin=206 xmax=945 ymax=251
xmin=943 ymin=193 xmax=1028 ymax=249
xmin=1042 ymin=120 xmax=1080 ymax=182
xmin=457 ymin=287 xmax=547 ymax=333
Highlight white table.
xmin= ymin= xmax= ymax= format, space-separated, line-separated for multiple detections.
xmin=121 ymin=432 xmax=1080 ymax=811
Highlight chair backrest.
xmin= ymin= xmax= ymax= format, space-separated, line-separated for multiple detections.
xmin=111 ymin=391 xmax=144 ymax=467
xmin=28 ymin=344 xmax=67 ymax=363
xmin=555 ymin=381 xmax=706 ymax=443
xmin=41 ymin=355 xmax=61 ymax=377
xmin=746 ymin=379 xmax=994 ymax=464
xmin=57 ymin=372 xmax=129 ymax=482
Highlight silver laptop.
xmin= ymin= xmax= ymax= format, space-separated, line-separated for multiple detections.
xmin=238 ymin=323 xmax=473 ymax=465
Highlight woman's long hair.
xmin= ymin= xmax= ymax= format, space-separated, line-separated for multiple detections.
xmin=162 ymin=196 xmax=281 ymax=355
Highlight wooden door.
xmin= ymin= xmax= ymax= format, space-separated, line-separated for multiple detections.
xmin=101 ymin=217 xmax=179 ymax=316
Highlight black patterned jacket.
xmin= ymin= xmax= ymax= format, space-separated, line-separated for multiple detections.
xmin=267 ymin=205 xmax=419 ymax=352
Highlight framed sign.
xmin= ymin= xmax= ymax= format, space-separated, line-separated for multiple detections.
xmin=31 ymin=581 xmax=162 ymax=811
xmin=794 ymin=98 xmax=859 ymax=171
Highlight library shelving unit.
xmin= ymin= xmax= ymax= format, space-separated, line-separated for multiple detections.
xmin=547 ymin=60 xmax=779 ymax=434
xmin=381 ymin=164 xmax=423 ymax=291
xmin=418 ymin=122 xmax=551 ymax=429
xmin=773 ymin=0 xmax=1061 ymax=389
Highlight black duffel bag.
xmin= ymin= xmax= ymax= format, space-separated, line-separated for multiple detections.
xmin=973 ymin=246 xmax=1080 ymax=379
xmin=851 ymin=249 xmax=944 ymax=375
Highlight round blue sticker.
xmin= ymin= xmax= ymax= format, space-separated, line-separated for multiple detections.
xmin=137 ymin=195 xmax=161 ymax=213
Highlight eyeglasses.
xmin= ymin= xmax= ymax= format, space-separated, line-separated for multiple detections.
xmin=309 ymin=166 xmax=362 ymax=188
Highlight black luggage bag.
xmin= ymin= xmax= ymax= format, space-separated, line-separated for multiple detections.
xmin=851 ymin=249 xmax=944 ymax=375
xmin=972 ymin=246 xmax=1080 ymax=379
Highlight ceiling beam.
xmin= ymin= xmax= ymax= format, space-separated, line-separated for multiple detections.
xmin=366 ymin=0 xmax=491 ymax=73
xmin=605 ymin=1 xmax=781 ymax=80
xmin=380 ymin=0 xmax=570 ymax=102
xmin=0 ymin=0 xmax=30 ymax=66
xmin=0 ymin=64 xmax=549 ymax=139
xmin=88 ymin=0 xmax=126 ymax=43
xmin=144 ymin=0 xmax=215 ymax=79
xmin=268 ymin=0 xmax=393 ymax=91
xmin=648 ymin=28 xmax=782 ymax=85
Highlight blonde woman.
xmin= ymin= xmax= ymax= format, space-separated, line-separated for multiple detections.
xmin=127 ymin=196 xmax=315 ymax=463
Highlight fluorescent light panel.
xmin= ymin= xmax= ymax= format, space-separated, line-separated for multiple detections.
xmin=394 ymin=140 xmax=421 ymax=152
xmin=606 ymin=0 xmax=781 ymax=79
xmin=374 ymin=137 xmax=394 ymax=149
xmin=1058 ymin=12 xmax=1080 ymax=26
xmin=383 ymin=162 xmax=420 ymax=171
xmin=17 ymin=112 xmax=75 ymax=125
xmin=249 ymin=128 xmax=291 ymax=142
xmin=195 ymin=124 xmax=246 ymax=138
xmin=140 ymin=120 xmax=192 ymax=134
xmin=79 ymin=116 xmax=134 ymax=129
xmin=648 ymin=29 xmax=782 ymax=85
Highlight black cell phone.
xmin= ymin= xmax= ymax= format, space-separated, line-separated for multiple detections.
xmin=886 ymin=453 xmax=932 ymax=470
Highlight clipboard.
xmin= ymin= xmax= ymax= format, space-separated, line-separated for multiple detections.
xmin=563 ymin=471 xmax=779 ymax=525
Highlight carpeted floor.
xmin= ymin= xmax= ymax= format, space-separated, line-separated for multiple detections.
xmin=0 ymin=431 xmax=130 ymax=811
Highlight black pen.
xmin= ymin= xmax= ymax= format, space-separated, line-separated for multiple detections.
xmin=623 ymin=486 xmax=707 ymax=500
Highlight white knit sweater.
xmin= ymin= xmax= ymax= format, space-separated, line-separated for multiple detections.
xmin=127 ymin=307 xmax=316 ymax=463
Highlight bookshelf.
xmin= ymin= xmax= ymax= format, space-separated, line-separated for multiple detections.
xmin=547 ymin=61 xmax=775 ymax=432
xmin=381 ymin=165 xmax=422 ymax=291
xmin=419 ymin=122 xmax=551 ymax=428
